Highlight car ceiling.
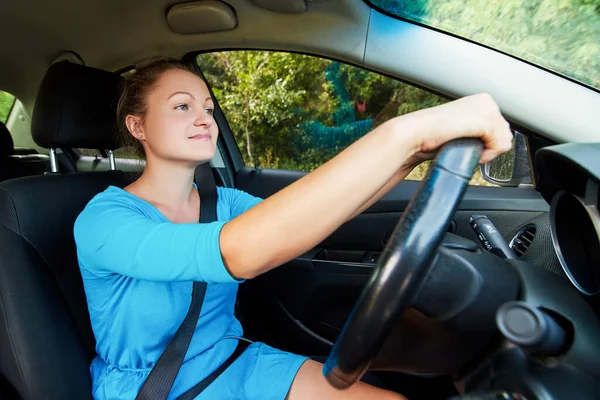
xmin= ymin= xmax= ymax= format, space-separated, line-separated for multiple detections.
xmin=1 ymin=0 xmax=599 ymax=144
xmin=0 ymin=0 xmax=371 ymax=106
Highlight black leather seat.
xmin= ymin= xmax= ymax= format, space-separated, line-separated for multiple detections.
xmin=0 ymin=123 xmax=48 ymax=181
xmin=0 ymin=62 xmax=126 ymax=399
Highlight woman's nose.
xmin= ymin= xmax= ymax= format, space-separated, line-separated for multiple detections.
xmin=194 ymin=110 xmax=212 ymax=127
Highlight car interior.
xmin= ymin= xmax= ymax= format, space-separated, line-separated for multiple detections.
xmin=0 ymin=122 xmax=48 ymax=181
xmin=0 ymin=0 xmax=599 ymax=399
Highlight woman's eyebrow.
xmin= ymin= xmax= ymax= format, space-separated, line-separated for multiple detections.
xmin=167 ymin=91 xmax=195 ymax=100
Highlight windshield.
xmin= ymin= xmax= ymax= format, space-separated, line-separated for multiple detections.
xmin=368 ymin=0 xmax=600 ymax=90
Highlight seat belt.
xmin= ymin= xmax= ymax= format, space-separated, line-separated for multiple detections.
xmin=136 ymin=162 xmax=248 ymax=400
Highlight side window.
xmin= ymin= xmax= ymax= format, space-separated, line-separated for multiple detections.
xmin=0 ymin=91 xmax=42 ymax=153
xmin=0 ymin=91 xmax=16 ymax=123
xmin=114 ymin=146 xmax=142 ymax=159
xmin=196 ymin=51 xmax=497 ymax=186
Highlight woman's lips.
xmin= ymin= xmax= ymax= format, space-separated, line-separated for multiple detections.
xmin=189 ymin=133 xmax=212 ymax=140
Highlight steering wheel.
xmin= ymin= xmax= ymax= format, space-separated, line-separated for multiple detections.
xmin=324 ymin=138 xmax=484 ymax=389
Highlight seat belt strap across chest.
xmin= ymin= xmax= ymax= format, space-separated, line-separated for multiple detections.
xmin=136 ymin=162 xmax=245 ymax=400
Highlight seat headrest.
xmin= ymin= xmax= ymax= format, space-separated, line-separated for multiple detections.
xmin=32 ymin=62 xmax=123 ymax=150
xmin=0 ymin=122 xmax=14 ymax=158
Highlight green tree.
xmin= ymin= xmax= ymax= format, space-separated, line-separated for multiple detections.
xmin=198 ymin=52 xmax=339 ymax=169
xmin=0 ymin=91 xmax=15 ymax=123
xmin=198 ymin=52 xmax=450 ymax=171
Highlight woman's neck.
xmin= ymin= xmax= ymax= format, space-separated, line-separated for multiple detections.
xmin=126 ymin=159 xmax=198 ymax=212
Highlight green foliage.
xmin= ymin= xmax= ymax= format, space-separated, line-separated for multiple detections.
xmin=373 ymin=0 xmax=600 ymax=89
xmin=199 ymin=52 xmax=337 ymax=169
xmin=0 ymin=91 xmax=16 ymax=123
xmin=197 ymin=51 xmax=498 ymax=186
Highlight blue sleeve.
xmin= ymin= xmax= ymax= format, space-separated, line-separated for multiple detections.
xmin=216 ymin=187 xmax=263 ymax=218
xmin=74 ymin=197 xmax=239 ymax=284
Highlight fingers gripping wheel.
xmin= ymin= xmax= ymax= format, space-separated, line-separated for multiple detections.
xmin=323 ymin=139 xmax=484 ymax=389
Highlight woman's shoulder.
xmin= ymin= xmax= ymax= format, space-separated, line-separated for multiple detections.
xmin=216 ymin=186 xmax=246 ymax=201
xmin=216 ymin=187 xmax=263 ymax=219
xmin=216 ymin=186 xmax=262 ymax=205
xmin=82 ymin=185 xmax=148 ymax=213
xmin=75 ymin=186 xmax=158 ymax=229
xmin=75 ymin=185 xmax=262 ymax=226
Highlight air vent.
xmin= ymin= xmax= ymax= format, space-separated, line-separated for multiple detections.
xmin=510 ymin=225 xmax=536 ymax=257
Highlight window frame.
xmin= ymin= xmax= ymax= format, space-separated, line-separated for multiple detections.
xmin=187 ymin=49 xmax=538 ymax=188
xmin=184 ymin=52 xmax=247 ymax=184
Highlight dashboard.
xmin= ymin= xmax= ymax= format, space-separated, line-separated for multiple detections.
xmin=536 ymin=143 xmax=600 ymax=298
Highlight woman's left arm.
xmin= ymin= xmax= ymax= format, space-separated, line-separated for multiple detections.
xmin=348 ymin=150 xmax=436 ymax=220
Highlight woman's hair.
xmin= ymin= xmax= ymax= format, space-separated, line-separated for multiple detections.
xmin=116 ymin=57 xmax=197 ymax=158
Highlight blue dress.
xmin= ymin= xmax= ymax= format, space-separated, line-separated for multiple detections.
xmin=74 ymin=186 xmax=308 ymax=400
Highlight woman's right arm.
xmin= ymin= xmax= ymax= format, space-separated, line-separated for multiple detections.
xmin=74 ymin=203 xmax=237 ymax=283
xmin=220 ymin=94 xmax=513 ymax=280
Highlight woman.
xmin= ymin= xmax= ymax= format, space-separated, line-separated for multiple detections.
xmin=74 ymin=58 xmax=512 ymax=400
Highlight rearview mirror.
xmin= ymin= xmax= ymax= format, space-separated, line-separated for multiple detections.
xmin=480 ymin=131 xmax=532 ymax=187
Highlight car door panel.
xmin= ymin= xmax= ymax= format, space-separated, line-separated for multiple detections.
xmin=237 ymin=167 xmax=549 ymax=212
xmin=236 ymin=167 xmax=559 ymax=357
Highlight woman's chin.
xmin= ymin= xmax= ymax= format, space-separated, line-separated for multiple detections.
xmin=181 ymin=145 xmax=216 ymax=163
xmin=189 ymin=151 xmax=216 ymax=165
xmin=151 ymin=147 xmax=216 ymax=166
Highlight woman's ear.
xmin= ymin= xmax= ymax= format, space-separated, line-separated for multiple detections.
xmin=125 ymin=115 xmax=146 ymax=141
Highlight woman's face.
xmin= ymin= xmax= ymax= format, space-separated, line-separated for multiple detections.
xmin=132 ymin=68 xmax=219 ymax=165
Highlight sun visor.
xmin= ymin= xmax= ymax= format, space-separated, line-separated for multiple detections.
xmin=167 ymin=1 xmax=237 ymax=34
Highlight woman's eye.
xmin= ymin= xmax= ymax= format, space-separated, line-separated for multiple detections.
xmin=205 ymin=108 xmax=214 ymax=115
xmin=175 ymin=103 xmax=189 ymax=111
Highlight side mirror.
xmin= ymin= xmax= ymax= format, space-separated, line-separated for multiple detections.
xmin=480 ymin=131 xmax=533 ymax=187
